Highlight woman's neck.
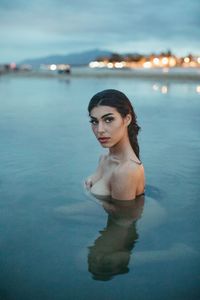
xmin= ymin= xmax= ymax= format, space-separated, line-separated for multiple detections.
xmin=109 ymin=135 xmax=135 ymax=161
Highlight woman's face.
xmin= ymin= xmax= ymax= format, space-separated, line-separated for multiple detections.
xmin=89 ymin=105 xmax=130 ymax=148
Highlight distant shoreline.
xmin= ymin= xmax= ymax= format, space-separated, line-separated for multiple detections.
xmin=1 ymin=67 xmax=200 ymax=82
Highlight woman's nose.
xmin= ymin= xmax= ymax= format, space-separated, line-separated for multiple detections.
xmin=97 ymin=121 xmax=105 ymax=133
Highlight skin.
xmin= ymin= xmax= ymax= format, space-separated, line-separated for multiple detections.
xmin=85 ymin=106 xmax=145 ymax=200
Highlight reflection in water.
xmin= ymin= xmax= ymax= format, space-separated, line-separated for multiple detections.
xmin=161 ymin=85 xmax=168 ymax=94
xmin=88 ymin=195 xmax=145 ymax=281
xmin=152 ymin=83 xmax=169 ymax=94
xmin=196 ymin=85 xmax=200 ymax=93
xmin=152 ymin=83 xmax=200 ymax=95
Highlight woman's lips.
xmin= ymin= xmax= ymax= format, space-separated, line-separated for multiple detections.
xmin=98 ymin=137 xmax=110 ymax=143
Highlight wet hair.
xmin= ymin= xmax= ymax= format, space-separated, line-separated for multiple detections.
xmin=88 ymin=89 xmax=141 ymax=159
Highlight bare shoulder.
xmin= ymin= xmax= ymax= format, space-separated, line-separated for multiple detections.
xmin=112 ymin=161 xmax=142 ymax=182
xmin=110 ymin=161 xmax=144 ymax=200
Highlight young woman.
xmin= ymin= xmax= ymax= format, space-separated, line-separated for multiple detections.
xmin=85 ymin=89 xmax=145 ymax=201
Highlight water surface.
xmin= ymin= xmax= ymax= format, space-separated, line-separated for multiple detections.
xmin=0 ymin=74 xmax=199 ymax=300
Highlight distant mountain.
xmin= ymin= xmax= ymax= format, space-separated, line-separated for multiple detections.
xmin=19 ymin=49 xmax=112 ymax=67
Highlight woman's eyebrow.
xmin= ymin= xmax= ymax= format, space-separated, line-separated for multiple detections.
xmin=101 ymin=113 xmax=114 ymax=118
xmin=90 ymin=113 xmax=114 ymax=119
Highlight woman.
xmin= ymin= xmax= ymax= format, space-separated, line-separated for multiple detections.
xmin=85 ymin=89 xmax=145 ymax=200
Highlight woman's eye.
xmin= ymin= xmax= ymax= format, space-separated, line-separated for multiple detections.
xmin=89 ymin=119 xmax=98 ymax=125
xmin=104 ymin=117 xmax=114 ymax=123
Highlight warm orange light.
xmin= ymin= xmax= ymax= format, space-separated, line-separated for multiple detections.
xmin=184 ymin=57 xmax=190 ymax=63
xmin=143 ymin=61 xmax=152 ymax=68
xmin=169 ymin=57 xmax=176 ymax=67
xmin=88 ymin=52 xmax=198 ymax=70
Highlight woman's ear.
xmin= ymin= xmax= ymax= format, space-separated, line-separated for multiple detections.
xmin=125 ymin=114 xmax=132 ymax=126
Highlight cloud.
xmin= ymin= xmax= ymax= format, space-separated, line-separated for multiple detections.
xmin=0 ymin=0 xmax=199 ymax=61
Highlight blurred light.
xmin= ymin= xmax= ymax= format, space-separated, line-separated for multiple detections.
xmin=184 ymin=57 xmax=190 ymax=63
xmin=50 ymin=64 xmax=57 ymax=70
xmin=114 ymin=62 xmax=124 ymax=68
xmin=98 ymin=62 xmax=106 ymax=68
xmin=197 ymin=57 xmax=200 ymax=64
xmin=107 ymin=62 xmax=114 ymax=68
xmin=89 ymin=61 xmax=99 ymax=68
xmin=161 ymin=86 xmax=168 ymax=94
xmin=162 ymin=57 xmax=169 ymax=65
xmin=152 ymin=84 xmax=159 ymax=91
xmin=143 ymin=61 xmax=152 ymax=68
xmin=169 ymin=57 xmax=176 ymax=67
xmin=196 ymin=86 xmax=200 ymax=93
xmin=58 ymin=64 xmax=70 ymax=70
xmin=153 ymin=58 xmax=160 ymax=65
xmin=189 ymin=61 xmax=196 ymax=67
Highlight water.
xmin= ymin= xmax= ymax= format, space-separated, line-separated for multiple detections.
xmin=0 ymin=74 xmax=200 ymax=300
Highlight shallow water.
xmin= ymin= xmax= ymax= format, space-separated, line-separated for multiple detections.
xmin=0 ymin=74 xmax=200 ymax=300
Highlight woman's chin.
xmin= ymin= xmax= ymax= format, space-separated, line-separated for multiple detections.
xmin=99 ymin=141 xmax=114 ymax=148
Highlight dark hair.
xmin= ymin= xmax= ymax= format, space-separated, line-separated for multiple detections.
xmin=88 ymin=89 xmax=141 ymax=159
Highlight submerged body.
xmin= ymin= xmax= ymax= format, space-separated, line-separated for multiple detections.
xmin=88 ymin=194 xmax=145 ymax=280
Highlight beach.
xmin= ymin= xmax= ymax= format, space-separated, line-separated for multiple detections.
xmin=1 ymin=66 xmax=200 ymax=82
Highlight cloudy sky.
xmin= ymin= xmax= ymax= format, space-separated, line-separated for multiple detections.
xmin=0 ymin=0 xmax=199 ymax=63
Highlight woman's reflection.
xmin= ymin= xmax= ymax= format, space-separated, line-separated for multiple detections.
xmin=88 ymin=194 xmax=145 ymax=281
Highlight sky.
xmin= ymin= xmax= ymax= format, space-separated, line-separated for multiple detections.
xmin=0 ymin=0 xmax=200 ymax=63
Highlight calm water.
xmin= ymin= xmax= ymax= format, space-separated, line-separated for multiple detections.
xmin=0 ymin=74 xmax=200 ymax=300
